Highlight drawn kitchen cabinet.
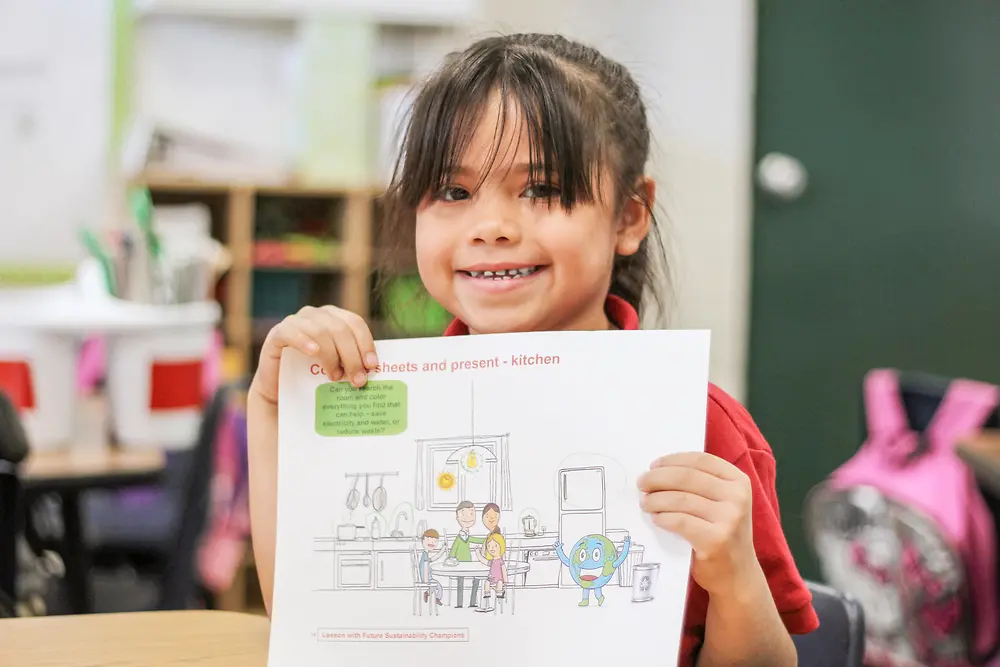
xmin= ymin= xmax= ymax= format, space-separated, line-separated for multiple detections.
xmin=314 ymin=547 xmax=336 ymax=591
xmin=375 ymin=551 xmax=413 ymax=590
xmin=336 ymin=553 xmax=373 ymax=589
xmin=416 ymin=435 xmax=512 ymax=511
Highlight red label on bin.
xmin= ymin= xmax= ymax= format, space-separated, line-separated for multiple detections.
xmin=0 ymin=360 xmax=35 ymax=411
xmin=149 ymin=360 xmax=204 ymax=410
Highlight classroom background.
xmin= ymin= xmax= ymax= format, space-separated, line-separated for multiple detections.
xmin=1 ymin=2 xmax=998 ymax=666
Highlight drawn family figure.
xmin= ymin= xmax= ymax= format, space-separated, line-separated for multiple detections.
xmin=482 ymin=503 xmax=502 ymax=534
xmin=555 ymin=533 xmax=631 ymax=607
xmin=417 ymin=529 xmax=448 ymax=606
xmin=450 ymin=501 xmax=486 ymax=608
xmin=474 ymin=532 xmax=508 ymax=613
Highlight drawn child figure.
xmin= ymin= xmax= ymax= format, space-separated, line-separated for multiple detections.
xmin=482 ymin=503 xmax=502 ymax=535
xmin=474 ymin=532 xmax=508 ymax=612
xmin=250 ymin=32 xmax=820 ymax=667
xmin=449 ymin=501 xmax=485 ymax=608
xmin=417 ymin=529 xmax=447 ymax=606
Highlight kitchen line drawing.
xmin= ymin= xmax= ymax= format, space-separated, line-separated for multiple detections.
xmin=312 ymin=383 xmax=653 ymax=606
xmin=314 ymin=460 xmax=652 ymax=604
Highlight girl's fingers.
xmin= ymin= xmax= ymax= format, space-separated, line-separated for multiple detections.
xmin=263 ymin=306 xmax=375 ymax=387
xmin=640 ymin=490 xmax=716 ymax=521
xmin=269 ymin=314 xmax=321 ymax=357
xmin=313 ymin=307 xmax=367 ymax=387
xmin=297 ymin=307 xmax=345 ymax=381
xmin=636 ymin=465 xmax=731 ymax=501
xmin=334 ymin=308 xmax=379 ymax=371
xmin=650 ymin=452 xmax=740 ymax=481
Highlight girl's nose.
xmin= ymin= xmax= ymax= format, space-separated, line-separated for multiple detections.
xmin=469 ymin=202 xmax=522 ymax=245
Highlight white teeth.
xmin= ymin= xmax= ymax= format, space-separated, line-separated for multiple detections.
xmin=465 ymin=267 xmax=539 ymax=280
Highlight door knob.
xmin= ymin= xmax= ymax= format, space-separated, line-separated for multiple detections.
xmin=756 ymin=152 xmax=808 ymax=201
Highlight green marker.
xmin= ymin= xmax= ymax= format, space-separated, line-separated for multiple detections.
xmin=79 ymin=228 xmax=117 ymax=296
xmin=129 ymin=186 xmax=161 ymax=260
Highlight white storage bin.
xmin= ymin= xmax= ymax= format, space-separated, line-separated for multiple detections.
xmin=0 ymin=260 xmax=221 ymax=452
xmin=0 ymin=327 xmax=79 ymax=451
xmin=104 ymin=300 xmax=220 ymax=451
xmin=0 ymin=282 xmax=88 ymax=451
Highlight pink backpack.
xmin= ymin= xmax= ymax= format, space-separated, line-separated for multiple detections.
xmin=805 ymin=369 xmax=1000 ymax=667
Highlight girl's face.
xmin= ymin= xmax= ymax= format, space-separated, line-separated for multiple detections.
xmin=415 ymin=94 xmax=651 ymax=334
xmin=487 ymin=540 xmax=501 ymax=557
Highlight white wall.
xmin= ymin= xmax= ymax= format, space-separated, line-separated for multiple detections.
xmin=475 ymin=1 xmax=757 ymax=400
xmin=0 ymin=0 xmax=111 ymax=264
xmin=0 ymin=0 xmax=756 ymax=400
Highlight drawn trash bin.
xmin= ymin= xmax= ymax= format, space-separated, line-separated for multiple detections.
xmin=617 ymin=544 xmax=644 ymax=587
xmin=631 ymin=562 xmax=660 ymax=603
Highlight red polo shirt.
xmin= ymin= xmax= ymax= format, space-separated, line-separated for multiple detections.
xmin=444 ymin=294 xmax=819 ymax=666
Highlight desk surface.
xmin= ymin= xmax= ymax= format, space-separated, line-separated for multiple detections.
xmin=22 ymin=445 xmax=165 ymax=484
xmin=1 ymin=610 xmax=270 ymax=667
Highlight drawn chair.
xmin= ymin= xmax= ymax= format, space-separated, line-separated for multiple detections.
xmin=409 ymin=544 xmax=439 ymax=616
xmin=487 ymin=533 xmax=516 ymax=616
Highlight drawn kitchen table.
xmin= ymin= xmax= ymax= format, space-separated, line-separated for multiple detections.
xmin=429 ymin=560 xmax=530 ymax=608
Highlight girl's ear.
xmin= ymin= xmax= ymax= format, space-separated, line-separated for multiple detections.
xmin=615 ymin=178 xmax=655 ymax=257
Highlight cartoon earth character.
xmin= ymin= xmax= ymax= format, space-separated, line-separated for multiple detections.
xmin=554 ymin=534 xmax=631 ymax=606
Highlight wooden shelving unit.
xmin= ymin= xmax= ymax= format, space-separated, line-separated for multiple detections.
xmin=138 ymin=172 xmax=383 ymax=374
xmin=124 ymin=3 xmax=477 ymax=614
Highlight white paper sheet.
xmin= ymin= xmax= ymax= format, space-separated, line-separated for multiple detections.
xmin=271 ymin=329 xmax=711 ymax=665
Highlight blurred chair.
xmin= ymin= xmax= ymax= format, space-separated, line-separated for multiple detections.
xmin=156 ymin=382 xmax=232 ymax=609
xmin=0 ymin=390 xmax=26 ymax=615
xmin=0 ymin=460 xmax=19 ymax=616
xmin=81 ymin=383 xmax=235 ymax=612
xmin=793 ymin=581 xmax=865 ymax=667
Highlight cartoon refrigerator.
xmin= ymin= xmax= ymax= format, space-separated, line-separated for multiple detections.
xmin=558 ymin=466 xmax=607 ymax=587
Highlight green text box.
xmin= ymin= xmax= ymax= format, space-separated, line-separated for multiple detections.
xmin=315 ymin=380 xmax=408 ymax=437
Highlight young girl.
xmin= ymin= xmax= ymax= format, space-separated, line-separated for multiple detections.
xmin=474 ymin=532 xmax=508 ymax=612
xmin=248 ymin=33 xmax=818 ymax=666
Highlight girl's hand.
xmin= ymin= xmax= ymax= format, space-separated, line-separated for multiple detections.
xmin=249 ymin=305 xmax=378 ymax=406
xmin=637 ymin=452 xmax=758 ymax=594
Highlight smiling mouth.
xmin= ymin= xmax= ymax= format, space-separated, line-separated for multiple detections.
xmin=459 ymin=266 xmax=543 ymax=280
xmin=579 ymin=567 xmax=602 ymax=582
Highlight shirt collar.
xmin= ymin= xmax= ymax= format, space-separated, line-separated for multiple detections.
xmin=442 ymin=294 xmax=639 ymax=336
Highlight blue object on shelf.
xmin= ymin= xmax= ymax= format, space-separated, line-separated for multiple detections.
xmin=252 ymin=271 xmax=307 ymax=318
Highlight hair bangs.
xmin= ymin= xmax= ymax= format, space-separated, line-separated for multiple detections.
xmin=389 ymin=39 xmax=608 ymax=212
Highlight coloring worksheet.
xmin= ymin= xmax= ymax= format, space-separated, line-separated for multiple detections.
xmin=269 ymin=329 xmax=711 ymax=665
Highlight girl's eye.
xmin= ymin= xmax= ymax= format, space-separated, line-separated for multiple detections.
xmin=521 ymin=182 xmax=561 ymax=200
xmin=435 ymin=186 xmax=471 ymax=202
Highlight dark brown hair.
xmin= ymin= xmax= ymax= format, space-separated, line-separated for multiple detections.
xmin=378 ymin=33 xmax=668 ymax=322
